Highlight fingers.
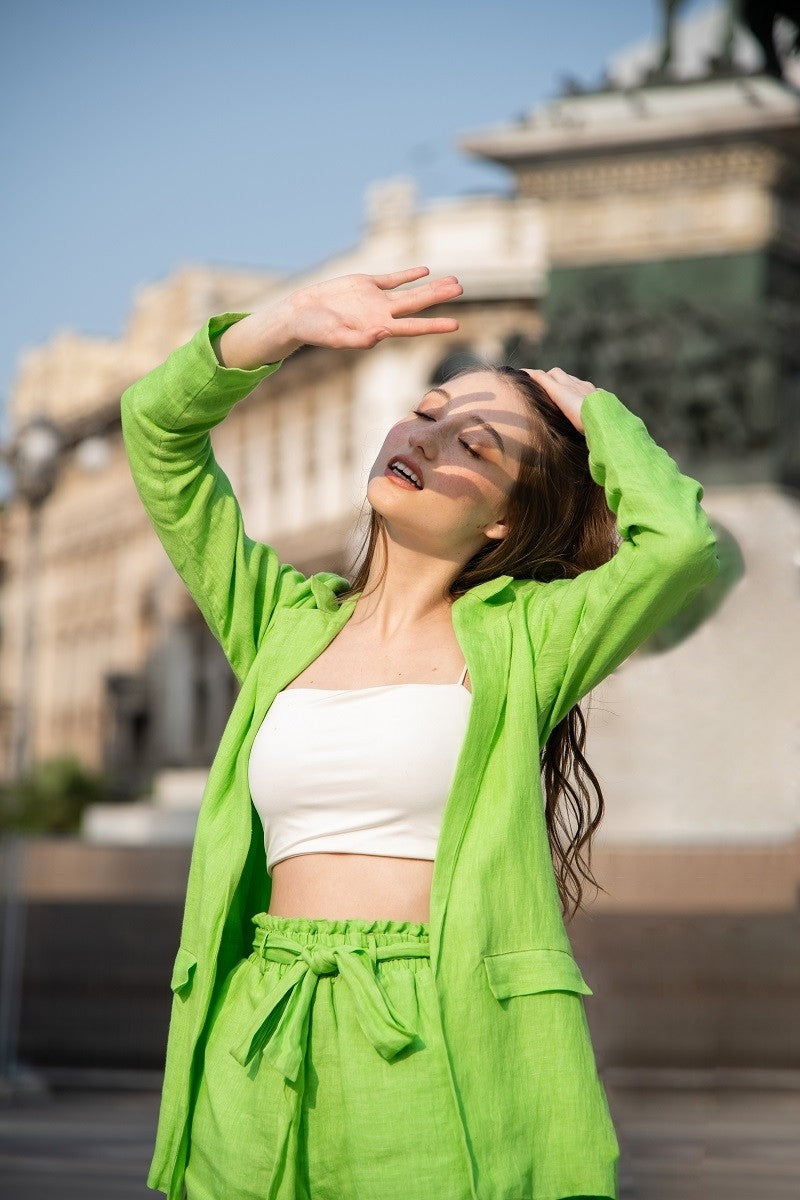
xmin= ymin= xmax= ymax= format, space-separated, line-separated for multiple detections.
xmin=523 ymin=367 xmax=569 ymax=381
xmin=389 ymin=276 xmax=463 ymax=316
xmin=372 ymin=266 xmax=430 ymax=289
xmin=523 ymin=367 xmax=595 ymax=391
xmin=384 ymin=317 xmax=460 ymax=338
xmin=546 ymin=367 xmax=595 ymax=389
xmin=521 ymin=369 xmax=559 ymax=405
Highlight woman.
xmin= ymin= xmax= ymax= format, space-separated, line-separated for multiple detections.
xmin=121 ymin=266 xmax=719 ymax=1200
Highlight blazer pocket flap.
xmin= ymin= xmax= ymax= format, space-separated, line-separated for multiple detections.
xmin=483 ymin=947 xmax=593 ymax=1000
xmin=170 ymin=946 xmax=198 ymax=996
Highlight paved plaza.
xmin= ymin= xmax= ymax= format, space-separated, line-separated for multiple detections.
xmin=0 ymin=1075 xmax=798 ymax=1199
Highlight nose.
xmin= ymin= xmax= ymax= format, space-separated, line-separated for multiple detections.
xmin=408 ymin=421 xmax=439 ymax=460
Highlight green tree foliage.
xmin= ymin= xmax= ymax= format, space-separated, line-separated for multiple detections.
xmin=0 ymin=754 xmax=110 ymax=834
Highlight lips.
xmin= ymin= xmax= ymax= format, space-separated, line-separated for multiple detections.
xmin=386 ymin=454 xmax=424 ymax=489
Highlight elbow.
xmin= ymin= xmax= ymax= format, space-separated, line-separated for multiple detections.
xmin=663 ymin=475 xmax=720 ymax=583
xmin=699 ymin=523 xmax=721 ymax=582
xmin=119 ymin=381 xmax=163 ymax=456
xmin=119 ymin=379 xmax=137 ymax=416
xmin=665 ymin=522 xmax=721 ymax=589
xmin=687 ymin=513 xmax=720 ymax=573
xmin=119 ymin=384 xmax=139 ymax=441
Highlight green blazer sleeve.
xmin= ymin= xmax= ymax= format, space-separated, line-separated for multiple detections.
xmin=520 ymin=388 xmax=720 ymax=742
xmin=120 ymin=311 xmax=312 ymax=685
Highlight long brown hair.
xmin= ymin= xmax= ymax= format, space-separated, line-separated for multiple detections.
xmin=336 ymin=364 xmax=620 ymax=920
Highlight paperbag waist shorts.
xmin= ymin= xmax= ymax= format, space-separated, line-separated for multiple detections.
xmin=184 ymin=912 xmax=477 ymax=1200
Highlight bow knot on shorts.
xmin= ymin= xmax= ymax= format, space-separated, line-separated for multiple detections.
xmin=300 ymin=944 xmax=343 ymax=975
xmin=185 ymin=913 xmax=478 ymax=1200
xmin=230 ymin=926 xmax=431 ymax=1083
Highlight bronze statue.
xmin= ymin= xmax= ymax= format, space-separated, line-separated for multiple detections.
xmin=653 ymin=0 xmax=800 ymax=82
xmin=742 ymin=0 xmax=800 ymax=78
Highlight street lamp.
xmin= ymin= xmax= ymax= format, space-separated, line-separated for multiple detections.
xmin=3 ymin=415 xmax=63 ymax=780
xmin=7 ymin=415 xmax=62 ymax=505
xmin=0 ymin=414 xmax=61 ymax=1096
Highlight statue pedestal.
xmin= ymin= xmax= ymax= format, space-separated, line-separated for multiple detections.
xmin=461 ymin=73 xmax=800 ymax=272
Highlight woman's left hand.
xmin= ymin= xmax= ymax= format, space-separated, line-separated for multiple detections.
xmin=521 ymin=367 xmax=597 ymax=435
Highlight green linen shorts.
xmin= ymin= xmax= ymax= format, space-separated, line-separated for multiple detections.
xmin=184 ymin=912 xmax=478 ymax=1200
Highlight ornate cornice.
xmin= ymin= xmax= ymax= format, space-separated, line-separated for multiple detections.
xmin=516 ymin=143 xmax=794 ymax=200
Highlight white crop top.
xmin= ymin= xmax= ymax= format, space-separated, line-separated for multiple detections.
xmin=248 ymin=663 xmax=472 ymax=870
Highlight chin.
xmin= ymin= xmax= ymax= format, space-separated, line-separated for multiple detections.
xmin=366 ymin=473 xmax=401 ymax=509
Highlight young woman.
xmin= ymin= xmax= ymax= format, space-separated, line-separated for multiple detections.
xmin=121 ymin=266 xmax=719 ymax=1200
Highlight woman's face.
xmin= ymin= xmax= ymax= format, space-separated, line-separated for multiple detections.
xmin=367 ymin=370 xmax=533 ymax=560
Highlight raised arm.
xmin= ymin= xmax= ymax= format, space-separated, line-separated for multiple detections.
xmin=120 ymin=312 xmax=311 ymax=684
xmin=120 ymin=267 xmax=464 ymax=683
xmin=516 ymin=376 xmax=720 ymax=743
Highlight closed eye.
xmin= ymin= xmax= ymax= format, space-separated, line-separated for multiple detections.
xmin=412 ymin=409 xmax=482 ymax=459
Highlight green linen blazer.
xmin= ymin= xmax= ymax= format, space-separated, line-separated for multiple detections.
xmin=121 ymin=312 xmax=720 ymax=1200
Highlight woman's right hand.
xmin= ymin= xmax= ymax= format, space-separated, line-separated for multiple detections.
xmin=214 ymin=267 xmax=463 ymax=370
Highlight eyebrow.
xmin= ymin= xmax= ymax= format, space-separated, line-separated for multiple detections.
xmin=425 ymin=387 xmax=507 ymax=457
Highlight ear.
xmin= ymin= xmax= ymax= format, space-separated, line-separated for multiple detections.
xmin=483 ymin=515 xmax=509 ymax=542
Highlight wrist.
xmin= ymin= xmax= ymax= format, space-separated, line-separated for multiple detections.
xmin=214 ymin=301 xmax=303 ymax=369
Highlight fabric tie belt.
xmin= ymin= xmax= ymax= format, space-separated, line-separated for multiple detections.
xmin=229 ymin=930 xmax=431 ymax=1083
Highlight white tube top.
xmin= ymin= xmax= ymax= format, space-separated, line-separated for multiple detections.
xmin=248 ymin=663 xmax=472 ymax=871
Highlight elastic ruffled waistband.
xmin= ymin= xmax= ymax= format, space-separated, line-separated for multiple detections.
xmin=251 ymin=910 xmax=429 ymax=948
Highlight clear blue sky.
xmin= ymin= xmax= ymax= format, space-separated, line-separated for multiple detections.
xmin=1 ymin=0 xmax=712 ymax=452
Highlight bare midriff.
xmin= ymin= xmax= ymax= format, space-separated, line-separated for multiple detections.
xmin=267 ymin=853 xmax=435 ymax=924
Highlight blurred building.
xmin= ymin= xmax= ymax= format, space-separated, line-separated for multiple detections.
xmin=0 ymin=8 xmax=798 ymax=916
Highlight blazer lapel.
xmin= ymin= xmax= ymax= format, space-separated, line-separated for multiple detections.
xmin=253 ymin=599 xmax=357 ymax=723
xmin=429 ymin=581 xmax=512 ymax=971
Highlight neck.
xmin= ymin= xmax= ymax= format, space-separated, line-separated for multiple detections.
xmin=354 ymin=539 xmax=460 ymax=637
